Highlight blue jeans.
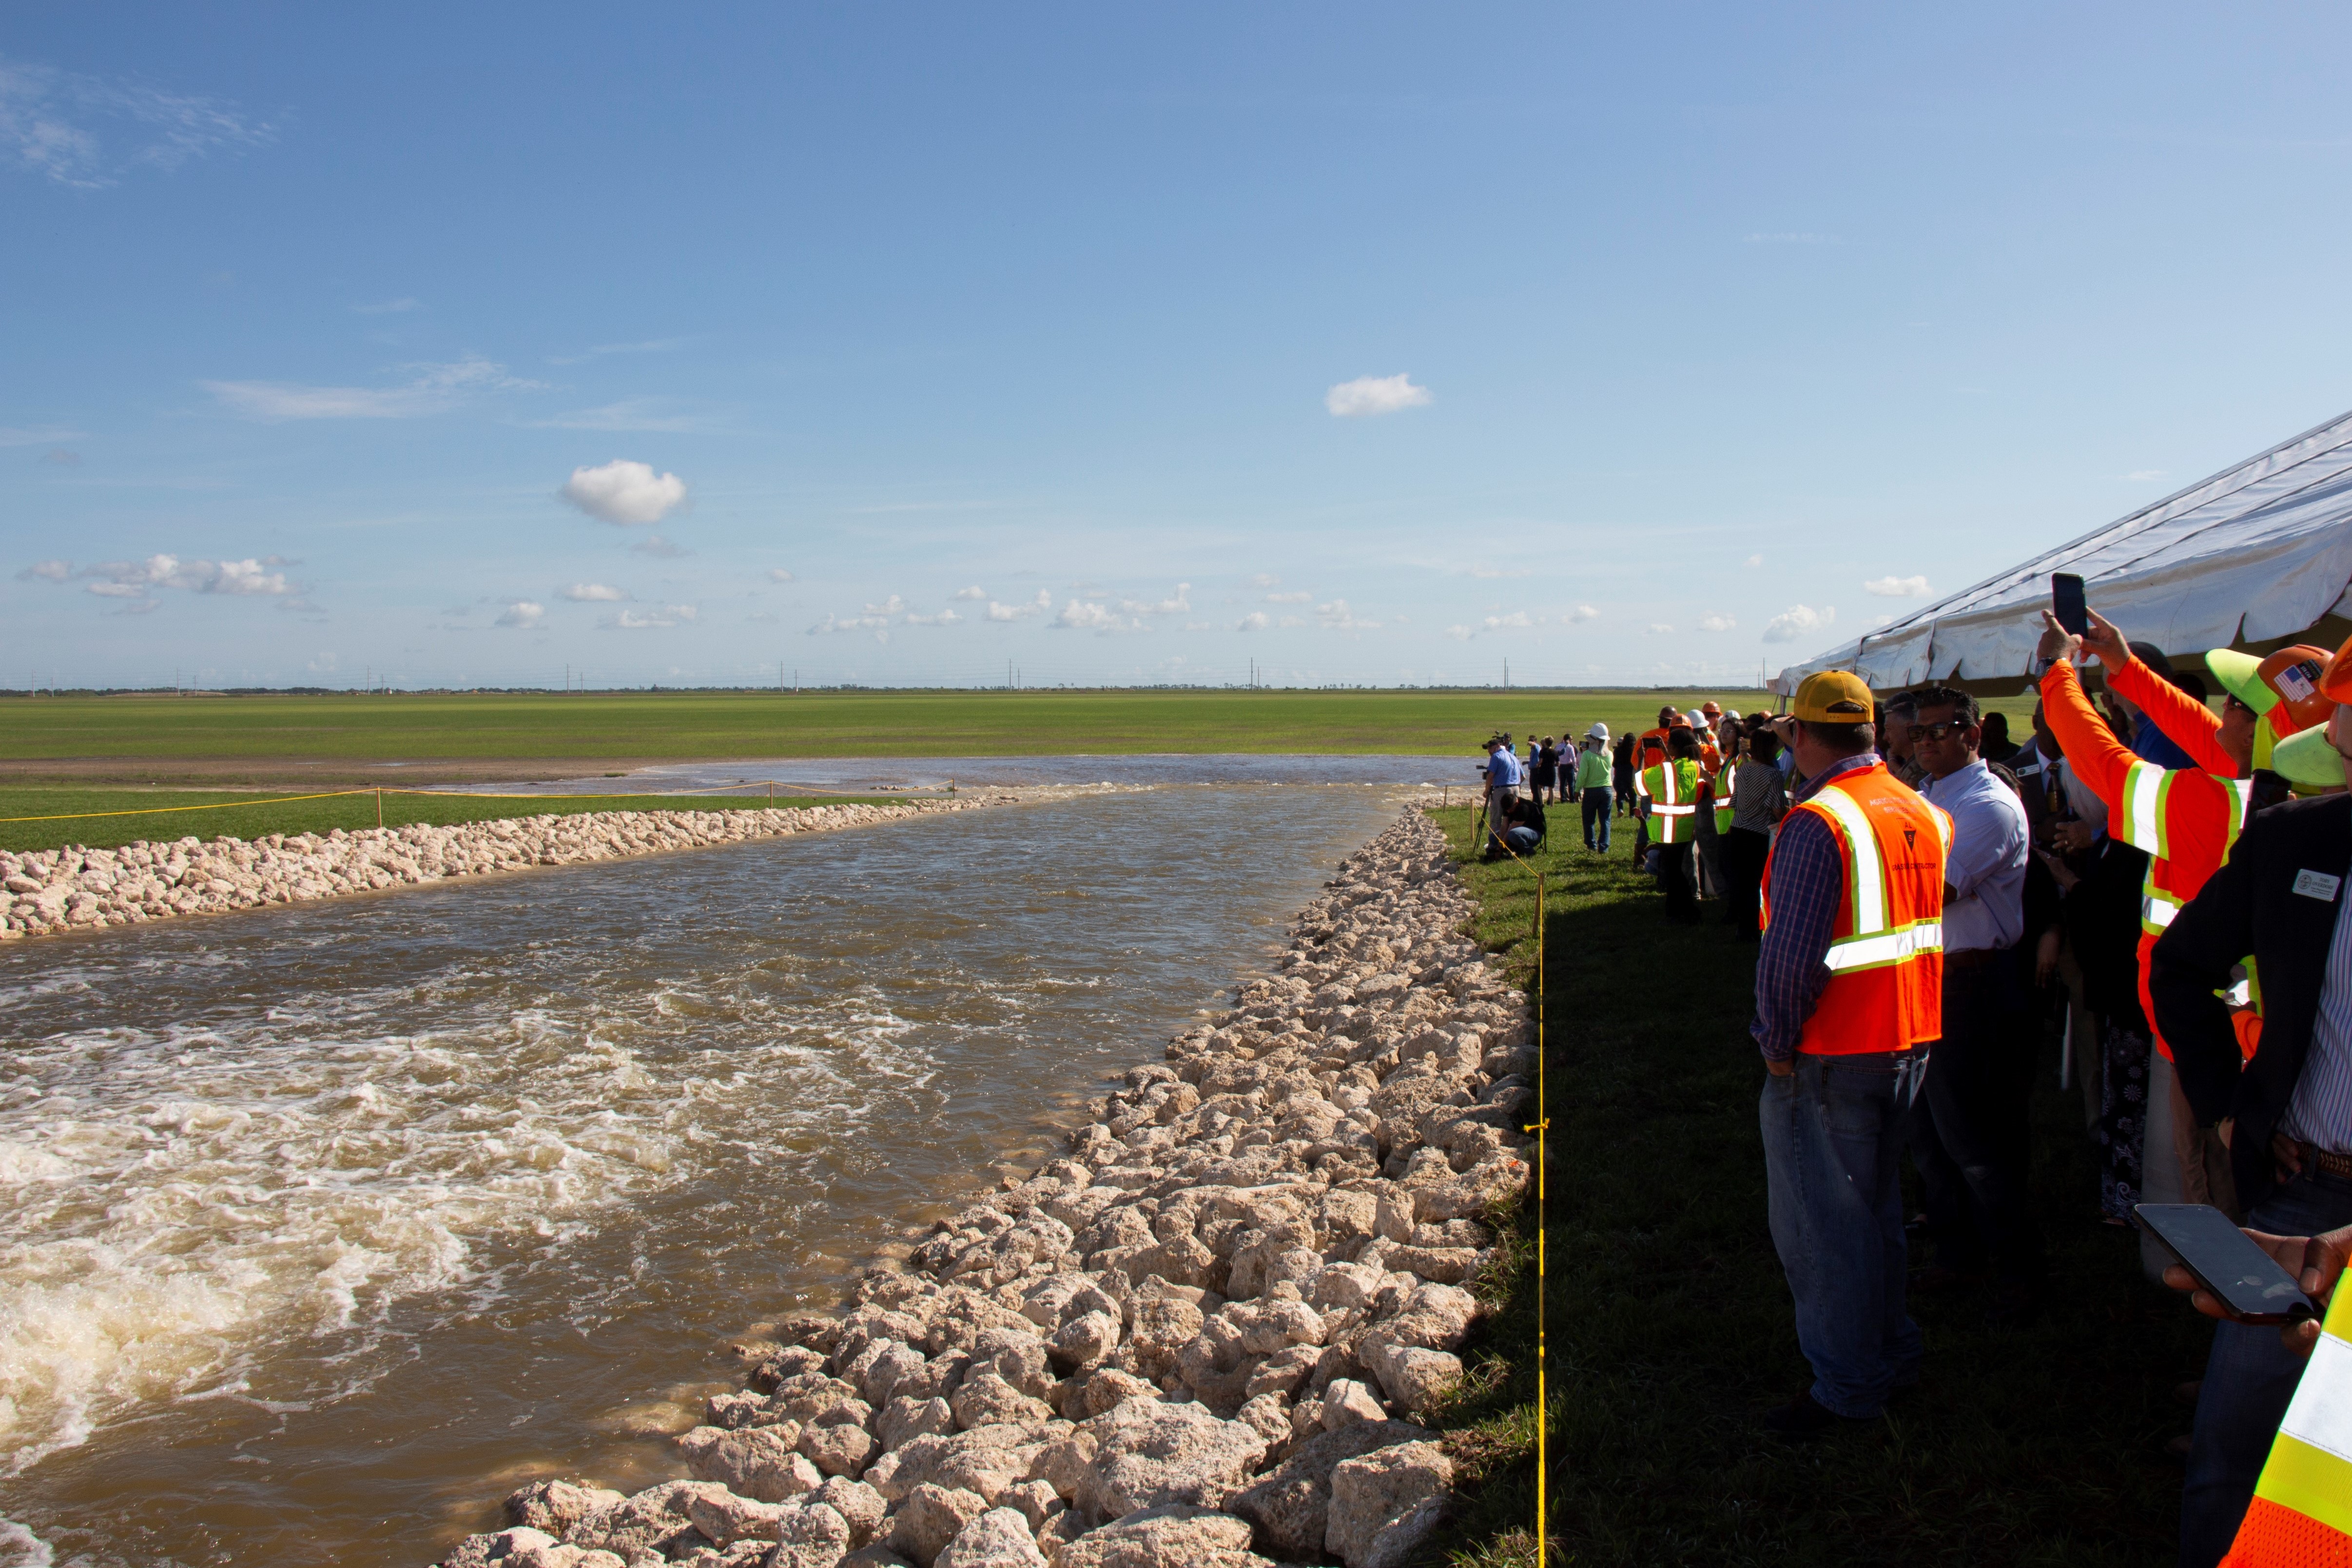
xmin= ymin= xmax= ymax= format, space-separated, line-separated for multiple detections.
xmin=1761 ymin=1050 xmax=1927 ymax=1417
xmin=2180 ymin=1167 xmax=2352 ymax=1567
xmin=1581 ymin=787 xmax=1613 ymax=850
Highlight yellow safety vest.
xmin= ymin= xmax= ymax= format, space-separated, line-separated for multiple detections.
xmin=1642 ymin=759 xmax=1704 ymax=844
xmin=1712 ymin=761 xmax=1737 ymax=835
xmin=2221 ymin=1281 xmax=2352 ymax=1564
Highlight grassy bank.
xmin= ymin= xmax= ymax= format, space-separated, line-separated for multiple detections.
xmin=3 ymin=689 xmax=1778 ymax=772
xmin=1424 ymin=804 xmax=2208 ymax=1566
xmin=0 ymin=787 xmax=909 ymax=854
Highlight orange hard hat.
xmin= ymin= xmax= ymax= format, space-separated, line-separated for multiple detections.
xmin=1701 ymin=700 xmax=1722 ymax=717
xmin=2209 ymin=643 xmax=2335 ymax=736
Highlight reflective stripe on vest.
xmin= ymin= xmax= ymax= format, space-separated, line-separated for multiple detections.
xmin=2119 ymin=763 xmax=2252 ymax=937
xmin=2221 ymin=1284 xmax=2352 ymax=1562
xmin=1643 ymin=761 xmax=1700 ymax=841
xmin=1806 ymin=782 xmax=1946 ymax=974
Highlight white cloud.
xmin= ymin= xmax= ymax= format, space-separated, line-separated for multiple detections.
xmin=0 ymin=425 xmax=83 ymax=448
xmin=807 ymin=612 xmax=891 ymax=639
xmin=1699 ymin=613 xmax=1736 ymax=632
xmin=69 ymin=553 xmax=293 ymax=600
xmin=1056 ymin=599 xmax=1140 ymax=633
xmin=1762 ymin=603 xmax=1836 ymax=644
xmin=865 ymin=595 xmax=909 ymax=616
xmin=987 ymin=589 xmax=1052 ymax=622
xmin=17 ymin=559 xmax=68 ymax=581
xmin=952 ymin=585 xmax=985 ymax=600
xmin=561 ymin=582 xmax=624 ymax=602
xmin=86 ymin=581 xmax=145 ymax=599
xmin=1118 ymin=583 xmax=1191 ymax=616
xmin=1443 ymin=625 xmax=1473 ymax=641
xmin=609 ymin=604 xmax=697 ymax=630
xmin=1325 ymin=373 xmax=1433 ymax=418
xmin=770 ymin=568 xmax=796 ymax=583
xmin=1647 ymin=623 xmax=1675 ymax=635
xmin=560 ymin=459 xmax=688 ymax=525
xmin=203 ymin=357 xmax=539 ymax=421
xmin=905 ymin=608 xmax=962 ymax=627
xmin=351 ymin=297 xmax=420 ymax=314
xmin=1265 ymin=591 xmax=1311 ymax=604
xmin=1316 ymin=599 xmax=1380 ymax=631
xmin=1863 ymin=575 xmax=1932 ymax=598
xmin=1238 ymin=611 xmax=1271 ymax=632
xmin=0 ymin=55 xmax=273 ymax=189
xmin=2124 ymin=469 xmax=2167 ymax=482
xmin=1568 ymin=604 xmax=1600 ymax=622
xmin=1744 ymin=554 xmax=1764 ymax=569
xmin=631 ymin=533 xmax=690 ymax=558
xmin=495 ymin=600 xmax=544 ymax=629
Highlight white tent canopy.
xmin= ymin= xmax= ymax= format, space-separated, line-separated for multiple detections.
xmin=1770 ymin=406 xmax=2352 ymax=694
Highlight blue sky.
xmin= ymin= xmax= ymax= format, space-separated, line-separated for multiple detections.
xmin=8 ymin=4 xmax=2352 ymax=690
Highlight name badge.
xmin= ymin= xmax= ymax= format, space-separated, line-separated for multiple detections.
xmin=2293 ymin=869 xmax=2342 ymax=902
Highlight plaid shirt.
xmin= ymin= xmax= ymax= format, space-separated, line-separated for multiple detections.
xmin=1749 ymin=752 xmax=1881 ymax=1063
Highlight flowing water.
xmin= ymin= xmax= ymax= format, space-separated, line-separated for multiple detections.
xmin=0 ymin=783 xmax=1417 ymax=1567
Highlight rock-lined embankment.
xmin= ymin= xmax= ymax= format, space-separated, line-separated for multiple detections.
xmin=0 ymin=799 xmax=1009 ymax=941
xmin=438 ymin=806 xmax=1534 ymax=1568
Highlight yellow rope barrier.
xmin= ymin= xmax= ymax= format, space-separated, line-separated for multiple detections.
xmin=0 ymin=789 xmax=377 ymax=824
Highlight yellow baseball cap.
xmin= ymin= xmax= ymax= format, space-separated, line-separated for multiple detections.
xmin=2267 ymin=723 xmax=2348 ymax=791
xmin=1789 ymin=670 xmax=1874 ymax=723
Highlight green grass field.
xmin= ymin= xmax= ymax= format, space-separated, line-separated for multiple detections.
xmin=4 ymin=689 xmax=1788 ymax=768
xmin=1429 ymin=805 xmax=2207 ymax=1566
xmin=0 ymin=787 xmax=907 ymax=855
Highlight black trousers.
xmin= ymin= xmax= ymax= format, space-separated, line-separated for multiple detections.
xmin=1657 ymin=840 xmax=1698 ymax=920
xmin=1721 ymin=826 xmax=1769 ymax=932
xmin=1908 ymin=951 xmax=2044 ymax=1282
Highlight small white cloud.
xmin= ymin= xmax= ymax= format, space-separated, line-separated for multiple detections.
xmin=86 ymin=581 xmax=145 ymax=599
xmin=1699 ymin=613 xmax=1736 ymax=632
xmin=1744 ymin=554 xmax=1764 ymax=569
xmin=609 ymin=604 xmax=697 ymax=630
xmin=1056 ymin=599 xmax=1138 ymax=632
xmin=1762 ymin=603 xmax=1836 ymax=644
xmin=561 ymin=582 xmax=624 ymax=602
xmin=1324 ymin=373 xmax=1433 ymax=418
xmin=807 ymin=612 xmax=891 ymax=638
xmin=769 ymin=568 xmax=796 ymax=583
xmin=495 ymin=600 xmax=544 ymax=629
xmin=1567 ymin=604 xmax=1600 ymax=622
xmin=1118 ymin=583 xmax=1191 ymax=616
xmin=865 ymin=595 xmax=909 ymax=617
xmin=1238 ymin=611 xmax=1271 ymax=632
xmin=560 ymin=459 xmax=687 ymax=526
xmin=987 ymin=589 xmax=1052 ymax=622
xmin=1443 ymin=625 xmax=1473 ymax=641
xmin=351 ymin=297 xmax=420 ymax=314
xmin=1265 ymin=591 xmax=1311 ymax=604
xmin=18 ymin=559 xmax=69 ymax=581
xmin=203 ymin=357 xmax=537 ymax=420
xmin=1647 ymin=623 xmax=1675 ymax=635
xmin=1863 ymin=575 xmax=1931 ymax=598
xmin=952 ymin=585 xmax=985 ymax=600
xmin=1316 ymin=599 xmax=1380 ymax=631
xmin=631 ymin=533 xmax=690 ymax=559
xmin=905 ymin=608 xmax=962 ymax=627
xmin=71 ymin=553 xmax=293 ymax=600
xmin=2124 ymin=469 xmax=2167 ymax=482
xmin=0 ymin=57 xmax=273 ymax=189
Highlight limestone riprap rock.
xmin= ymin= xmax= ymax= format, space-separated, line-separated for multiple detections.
xmin=677 ymin=1425 xmax=825 ymax=1502
xmin=1063 ymin=1398 xmax=1267 ymax=1519
xmin=504 ymin=1480 xmax=627 ymax=1536
xmin=562 ymin=1479 xmax=732 ymax=1560
xmin=1045 ymin=1504 xmax=1275 ymax=1568
xmin=1225 ymin=1420 xmax=1433 ymax=1561
xmin=933 ymin=1507 xmax=1048 ymax=1568
xmin=1325 ymin=1441 xmax=1454 ymax=1568
xmin=888 ymin=1482 xmax=990 ymax=1568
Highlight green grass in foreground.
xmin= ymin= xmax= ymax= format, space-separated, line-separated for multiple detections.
xmin=0 ymin=787 xmax=904 ymax=854
xmin=1425 ymin=804 xmax=2209 ymax=1567
xmin=4 ymin=688 xmax=1789 ymax=767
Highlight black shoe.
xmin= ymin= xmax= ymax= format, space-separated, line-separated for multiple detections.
xmin=1760 ymin=1392 xmax=1877 ymax=1438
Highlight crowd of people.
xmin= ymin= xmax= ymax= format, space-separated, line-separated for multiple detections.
xmin=1473 ymin=608 xmax=2352 ymax=1567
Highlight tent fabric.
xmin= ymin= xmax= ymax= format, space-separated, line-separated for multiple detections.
xmin=1770 ymin=406 xmax=2352 ymax=694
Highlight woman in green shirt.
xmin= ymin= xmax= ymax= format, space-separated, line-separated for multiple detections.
xmin=1575 ymin=724 xmax=1615 ymax=851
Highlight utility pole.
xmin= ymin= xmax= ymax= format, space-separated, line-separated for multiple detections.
xmin=1504 ymin=658 xmax=1510 ymax=690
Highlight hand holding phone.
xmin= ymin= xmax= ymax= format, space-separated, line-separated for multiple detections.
xmin=2052 ymin=572 xmax=2089 ymax=637
xmin=2137 ymin=1204 xmax=2320 ymax=1325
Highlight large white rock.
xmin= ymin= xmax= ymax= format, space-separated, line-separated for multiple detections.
xmin=1324 ymin=1441 xmax=1453 ymax=1568
xmin=932 ymin=1507 xmax=1047 ymax=1568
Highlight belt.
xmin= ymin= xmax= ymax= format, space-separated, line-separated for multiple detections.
xmin=1943 ymin=945 xmax=2017 ymax=971
xmin=2297 ymin=1142 xmax=2352 ymax=1181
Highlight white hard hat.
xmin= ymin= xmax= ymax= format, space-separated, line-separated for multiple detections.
xmin=1586 ymin=722 xmax=1608 ymax=741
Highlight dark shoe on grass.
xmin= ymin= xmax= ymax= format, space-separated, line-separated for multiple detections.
xmin=1760 ymin=1392 xmax=1876 ymax=1438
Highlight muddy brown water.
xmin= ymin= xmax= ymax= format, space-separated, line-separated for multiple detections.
xmin=0 ymin=785 xmax=1414 ymax=1567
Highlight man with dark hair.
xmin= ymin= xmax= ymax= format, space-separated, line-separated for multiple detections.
xmin=1752 ymin=670 xmax=1951 ymax=1435
xmin=1644 ymin=726 xmax=1707 ymax=923
xmin=1906 ymin=682 xmax=2039 ymax=1314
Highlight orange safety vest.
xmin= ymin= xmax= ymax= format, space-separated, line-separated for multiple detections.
xmin=2219 ymin=1280 xmax=2352 ymax=1565
xmin=2041 ymin=660 xmax=2251 ymax=1060
xmin=1762 ymin=761 xmax=1951 ymax=1056
xmin=1641 ymin=759 xmax=1703 ymax=844
xmin=1635 ymin=728 xmax=1672 ymax=777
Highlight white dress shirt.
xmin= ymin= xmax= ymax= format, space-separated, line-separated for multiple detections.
xmin=1923 ymin=758 xmax=2029 ymax=953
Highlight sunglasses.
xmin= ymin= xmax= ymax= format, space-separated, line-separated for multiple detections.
xmin=1912 ymin=719 xmax=1973 ymax=742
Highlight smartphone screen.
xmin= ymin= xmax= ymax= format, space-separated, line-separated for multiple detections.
xmin=2134 ymin=1203 xmax=2319 ymax=1323
xmin=2052 ymin=572 xmax=2089 ymax=636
